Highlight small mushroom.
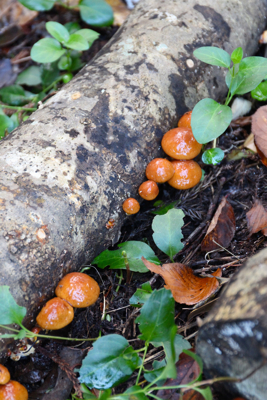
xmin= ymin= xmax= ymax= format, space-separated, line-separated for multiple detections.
xmin=0 ymin=380 xmax=28 ymax=400
xmin=122 ymin=198 xmax=140 ymax=214
xmin=145 ymin=158 xmax=174 ymax=183
xmin=167 ymin=160 xmax=202 ymax=190
xmin=161 ymin=127 xmax=202 ymax=160
xmin=55 ymin=272 xmax=100 ymax=308
xmin=36 ymin=297 xmax=74 ymax=330
xmin=0 ymin=364 xmax=10 ymax=385
xmin=178 ymin=110 xmax=192 ymax=129
xmin=138 ymin=180 xmax=159 ymax=200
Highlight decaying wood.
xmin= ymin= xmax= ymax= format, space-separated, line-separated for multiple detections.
xmin=0 ymin=0 xmax=266 ymax=356
xmin=197 ymin=247 xmax=267 ymax=400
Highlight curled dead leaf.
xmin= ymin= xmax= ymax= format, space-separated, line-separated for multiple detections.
xmin=142 ymin=257 xmax=221 ymax=305
xmin=201 ymin=197 xmax=235 ymax=252
xmin=243 ymin=133 xmax=257 ymax=153
xmin=246 ymin=200 xmax=267 ymax=236
xmin=252 ymin=105 xmax=267 ymax=164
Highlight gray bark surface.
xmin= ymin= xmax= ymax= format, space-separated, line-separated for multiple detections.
xmin=197 ymin=248 xmax=267 ymax=400
xmin=0 ymin=0 xmax=266 ymax=355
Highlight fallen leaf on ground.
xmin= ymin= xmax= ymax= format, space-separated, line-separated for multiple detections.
xmin=142 ymin=257 xmax=221 ymax=305
xmin=106 ymin=0 xmax=130 ymax=25
xmin=243 ymin=133 xmax=257 ymax=153
xmin=201 ymin=197 xmax=236 ymax=252
xmin=252 ymin=105 xmax=267 ymax=164
xmin=246 ymin=200 xmax=267 ymax=236
xmin=157 ymin=351 xmax=203 ymax=400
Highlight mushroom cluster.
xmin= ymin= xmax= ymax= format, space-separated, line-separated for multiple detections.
xmin=36 ymin=272 xmax=100 ymax=330
xmin=123 ymin=111 xmax=202 ymax=213
xmin=0 ymin=364 xmax=28 ymax=400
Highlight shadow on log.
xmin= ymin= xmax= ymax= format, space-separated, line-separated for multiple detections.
xmin=197 ymin=248 xmax=267 ymax=400
xmin=0 ymin=0 xmax=266 ymax=356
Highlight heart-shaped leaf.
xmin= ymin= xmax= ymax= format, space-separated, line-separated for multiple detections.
xmin=193 ymin=46 xmax=231 ymax=68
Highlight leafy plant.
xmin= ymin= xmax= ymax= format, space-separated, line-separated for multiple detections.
xmin=19 ymin=0 xmax=114 ymax=27
xmin=191 ymin=46 xmax=267 ymax=165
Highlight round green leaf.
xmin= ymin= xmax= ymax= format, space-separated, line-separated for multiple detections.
xmin=75 ymin=29 xmax=100 ymax=46
xmin=19 ymin=0 xmax=55 ymax=11
xmin=31 ymin=38 xmax=66 ymax=63
xmin=46 ymin=21 xmax=70 ymax=43
xmin=191 ymin=98 xmax=232 ymax=144
xmin=202 ymin=148 xmax=224 ymax=165
xmin=251 ymin=81 xmax=267 ymax=101
xmin=231 ymin=47 xmax=243 ymax=64
xmin=79 ymin=0 xmax=114 ymax=27
xmin=193 ymin=46 xmax=231 ymax=68
xmin=65 ymin=33 xmax=89 ymax=51
xmin=16 ymin=66 xmax=42 ymax=86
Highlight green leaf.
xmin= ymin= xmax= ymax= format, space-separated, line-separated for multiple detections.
xmin=115 ymin=386 xmax=149 ymax=400
xmin=65 ymin=22 xmax=81 ymax=34
xmin=79 ymin=0 xmax=114 ymax=27
xmin=0 ymin=286 xmax=26 ymax=325
xmin=79 ymin=334 xmax=141 ymax=389
xmin=152 ymin=209 xmax=184 ymax=259
xmin=75 ymin=29 xmax=100 ymax=46
xmin=99 ymin=389 xmax=112 ymax=400
xmin=231 ymin=57 xmax=267 ymax=95
xmin=193 ymin=46 xmax=231 ymax=68
xmin=31 ymin=38 xmax=66 ymax=63
xmin=18 ymin=0 xmax=55 ymax=11
xmin=159 ymin=325 xmax=177 ymax=380
xmin=93 ymin=241 xmax=160 ymax=273
xmin=152 ymin=334 xmax=191 ymax=363
xmin=144 ymin=360 xmax=166 ymax=385
xmin=202 ymin=148 xmax=224 ymax=165
xmin=129 ymin=282 xmax=153 ymax=307
xmin=136 ymin=288 xmax=175 ymax=343
xmin=191 ymin=98 xmax=232 ymax=144
xmin=0 ymin=85 xmax=35 ymax=106
xmin=152 ymin=200 xmax=178 ymax=215
xmin=10 ymin=113 xmax=19 ymax=129
xmin=251 ymin=80 xmax=267 ymax=101
xmin=193 ymin=386 xmax=213 ymax=400
xmin=16 ymin=66 xmax=42 ymax=86
xmin=0 ymin=115 xmax=15 ymax=138
xmin=41 ymin=62 xmax=60 ymax=86
xmin=65 ymin=33 xmax=89 ymax=51
xmin=231 ymin=47 xmax=243 ymax=64
xmin=46 ymin=21 xmax=70 ymax=43
xmin=58 ymin=55 xmax=72 ymax=71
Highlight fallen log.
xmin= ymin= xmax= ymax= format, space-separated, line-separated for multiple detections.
xmin=196 ymin=248 xmax=267 ymax=400
xmin=0 ymin=0 xmax=266 ymax=357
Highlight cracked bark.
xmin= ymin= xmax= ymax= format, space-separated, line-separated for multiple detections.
xmin=0 ymin=0 xmax=266 ymax=356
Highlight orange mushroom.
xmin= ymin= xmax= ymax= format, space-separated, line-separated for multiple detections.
xmin=161 ymin=127 xmax=202 ymax=160
xmin=0 ymin=364 xmax=10 ymax=385
xmin=122 ymin=198 xmax=140 ymax=214
xmin=178 ymin=110 xmax=192 ymax=129
xmin=145 ymin=158 xmax=174 ymax=183
xmin=167 ymin=160 xmax=202 ymax=190
xmin=55 ymin=272 xmax=100 ymax=308
xmin=138 ymin=181 xmax=159 ymax=200
xmin=0 ymin=380 xmax=28 ymax=400
xmin=36 ymin=297 xmax=74 ymax=330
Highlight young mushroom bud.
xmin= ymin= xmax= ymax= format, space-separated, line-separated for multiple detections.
xmin=0 ymin=380 xmax=28 ymax=400
xmin=145 ymin=158 xmax=174 ymax=183
xmin=178 ymin=111 xmax=192 ymax=129
xmin=55 ymin=272 xmax=100 ymax=308
xmin=36 ymin=297 xmax=74 ymax=330
xmin=122 ymin=198 xmax=140 ymax=214
xmin=0 ymin=364 xmax=10 ymax=385
xmin=138 ymin=181 xmax=159 ymax=200
xmin=161 ymin=127 xmax=202 ymax=160
xmin=167 ymin=160 xmax=202 ymax=190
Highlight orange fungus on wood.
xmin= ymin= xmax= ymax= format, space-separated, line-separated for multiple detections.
xmin=145 ymin=158 xmax=174 ymax=183
xmin=167 ymin=160 xmax=202 ymax=190
xmin=36 ymin=297 xmax=74 ymax=330
xmin=138 ymin=180 xmax=159 ymax=200
xmin=161 ymin=127 xmax=202 ymax=160
xmin=122 ymin=198 xmax=140 ymax=214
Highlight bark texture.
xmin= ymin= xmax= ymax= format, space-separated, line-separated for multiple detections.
xmin=197 ymin=248 xmax=267 ymax=400
xmin=0 ymin=0 xmax=266 ymax=355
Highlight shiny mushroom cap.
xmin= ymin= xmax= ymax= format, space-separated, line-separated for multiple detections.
xmin=161 ymin=127 xmax=202 ymax=160
xmin=178 ymin=111 xmax=192 ymax=129
xmin=167 ymin=160 xmax=202 ymax=190
xmin=145 ymin=158 xmax=174 ymax=183
xmin=0 ymin=364 xmax=10 ymax=385
xmin=36 ymin=297 xmax=74 ymax=330
xmin=122 ymin=198 xmax=140 ymax=214
xmin=55 ymin=272 xmax=100 ymax=308
xmin=0 ymin=380 xmax=28 ymax=400
xmin=138 ymin=181 xmax=159 ymax=200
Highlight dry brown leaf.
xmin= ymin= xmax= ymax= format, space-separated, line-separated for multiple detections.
xmin=201 ymin=197 xmax=236 ymax=252
xmin=142 ymin=257 xmax=221 ymax=305
xmin=157 ymin=351 xmax=203 ymax=400
xmin=106 ymin=0 xmax=130 ymax=25
xmin=246 ymin=200 xmax=267 ymax=236
xmin=252 ymin=105 xmax=267 ymax=164
xmin=243 ymin=133 xmax=257 ymax=153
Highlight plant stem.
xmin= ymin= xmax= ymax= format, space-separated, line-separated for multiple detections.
xmin=0 ymin=105 xmax=37 ymax=112
xmin=122 ymin=251 xmax=131 ymax=283
xmin=42 ymin=77 xmax=63 ymax=94
xmin=115 ymin=270 xmax=123 ymax=293
xmin=136 ymin=344 xmax=148 ymax=385
xmin=0 ymin=325 xmax=20 ymax=333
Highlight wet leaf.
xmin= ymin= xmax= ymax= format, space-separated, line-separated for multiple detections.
xmin=246 ymin=200 xmax=267 ymax=236
xmin=201 ymin=197 xmax=236 ymax=252
xmin=202 ymin=148 xmax=224 ymax=165
xmin=252 ymin=105 xmax=267 ymax=161
xmin=142 ymin=258 xmax=221 ymax=305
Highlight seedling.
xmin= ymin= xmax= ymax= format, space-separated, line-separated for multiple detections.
xmin=191 ymin=46 xmax=267 ymax=165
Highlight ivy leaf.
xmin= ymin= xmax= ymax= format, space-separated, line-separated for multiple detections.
xmin=79 ymin=0 xmax=114 ymax=27
xmin=79 ymin=334 xmax=141 ymax=389
xmin=231 ymin=47 xmax=243 ymax=64
xmin=191 ymin=98 xmax=232 ymax=144
xmin=92 ymin=241 xmax=160 ymax=273
xmin=46 ymin=21 xmax=70 ymax=43
xmin=19 ymin=0 xmax=55 ymax=11
xmin=193 ymin=46 xmax=231 ymax=68
xmin=136 ymin=288 xmax=175 ymax=343
xmin=202 ymin=148 xmax=224 ymax=165
xmin=65 ymin=34 xmax=89 ymax=51
xmin=31 ymin=38 xmax=66 ymax=63
xmin=16 ymin=66 xmax=42 ymax=86
xmin=129 ymin=282 xmax=153 ymax=307
xmin=152 ymin=209 xmax=184 ymax=260
xmin=0 ymin=286 xmax=26 ymax=325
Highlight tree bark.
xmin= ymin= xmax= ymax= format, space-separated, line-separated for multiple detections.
xmin=0 ymin=0 xmax=266 ymax=355
xmin=197 ymin=248 xmax=267 ymax=400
